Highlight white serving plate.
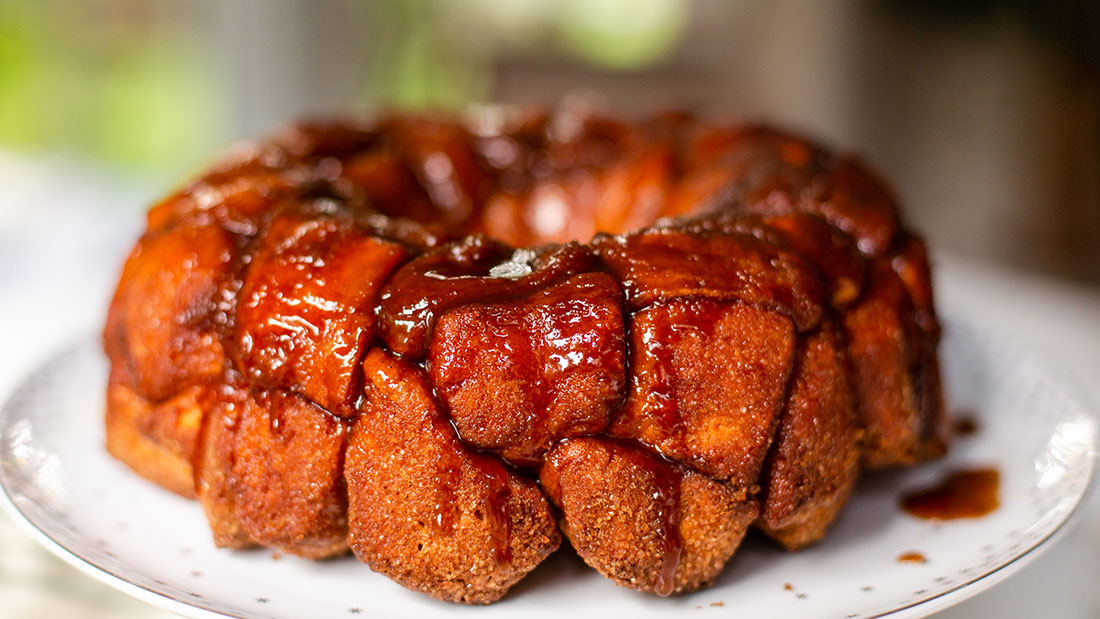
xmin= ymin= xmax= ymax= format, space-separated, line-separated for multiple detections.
xmin=1 ymin=313 xmax=1096 ymax=619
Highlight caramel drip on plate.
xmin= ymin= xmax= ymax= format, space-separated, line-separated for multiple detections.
xmin=896 ymin=551 xmax=926 ymax=564
xmin=902 ymin=468 xmax=999 ymax=520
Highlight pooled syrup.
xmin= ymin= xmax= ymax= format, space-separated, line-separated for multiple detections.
xmin=896 ymin=551 xmax=927 ymax=564
xmin=901 ymin=468 xmax=999 ymax=520
xmin=953 ymin=416 xmax=979 ymax=437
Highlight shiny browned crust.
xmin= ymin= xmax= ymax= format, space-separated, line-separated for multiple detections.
xmin=844 ymin=260 xmax=923 ymax=468
xmin=611 ymin=299 xmax=797 ymax=489
xmin=430 ymin=272 xmax=626 ymax=464
xmin=230 ymin=388 xmax=349 ymax=559
xmin=191 ymin=382 xmax=350 ymax=558
xmin=759 ymin=325 xmax=861 ymax=549
xmin=891 ymin=234 xmax=949 ymax=461
xmin=102 ymin=107 xmax=947 ymax=603
xmin=346 ymin=349 xmax=561 ymax=604
xmin=104 ymin=223 xmax=235 ymax=402
xmin=235 ymin=208 xmax=409 ymax=416
xmin=541 ymin=437 xmax=757 ymax=595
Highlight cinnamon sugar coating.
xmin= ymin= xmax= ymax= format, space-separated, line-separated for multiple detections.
xmin=103 ymin=105 xmax=946 ymax=603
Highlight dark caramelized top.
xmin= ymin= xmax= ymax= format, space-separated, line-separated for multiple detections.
xmin=376 ymin=236 xmax=598 ymax=359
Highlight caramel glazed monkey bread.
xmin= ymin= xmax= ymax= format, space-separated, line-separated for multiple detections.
xmin=103 ymin=103 xmax=948 ymax=604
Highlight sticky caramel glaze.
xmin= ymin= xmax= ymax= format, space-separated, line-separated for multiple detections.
xmin=667 ymin=125 xmax=901 ymax=256
xmin=429 ymin=271 xmax=626 ymax=465
xmin=610 ymin=298 xmax=797 ymax=488
xmin=953 ymin=416 xmax=979 ymax=437
xmin=104 ymin=221 xmax=242 ymax=403
xmin=674 ymin=211 xmax=945 ymax=469
xmin=235 ymin=208 xmax=409 ymax=416
xmin=684 ymin=212 xmax=868 ymax=309
xmin=540 ymin=437 xmax=757 ymax=596
xmin=593 ymin=226 xmax=825 ymax=332
xmin=377 ymin=235 xmax=597 ymax=359
xmin=103 ymin=107 xmax=948 ymax=604
xmin=901 ymin=469 xmax=1000 ymax=520
xmin=346 ymin=348 xmax=559 ymax=604
xmin=897 ymin=551 xmax=927 ymax=564
xmin=478 ymin=140 xmax=677 ymax=247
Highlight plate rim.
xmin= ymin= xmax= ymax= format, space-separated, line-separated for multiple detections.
xmin=2 ymin=316 xmax=1098 ymax=619
xmin=0 ymin=488 xmax=243 ymax=619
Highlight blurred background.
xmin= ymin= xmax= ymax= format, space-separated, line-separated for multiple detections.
xmin=0 ymin=1 xmax=1098 ymax=617
xmin=1 ymin=0 xmax=1097 ymax=281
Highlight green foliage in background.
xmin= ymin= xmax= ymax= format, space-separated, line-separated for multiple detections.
xmin=0 ymin=0 xmax=687 ymax=171
xmin=556 ymin=0 xmax=687 ymax=70
xmin=0 ymin=1 xmax=222 ymax=173
xmin=361 ymin=0 xmax=688 ymax=109
xmin=361 ymin=0 xmax=491 ymax=110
